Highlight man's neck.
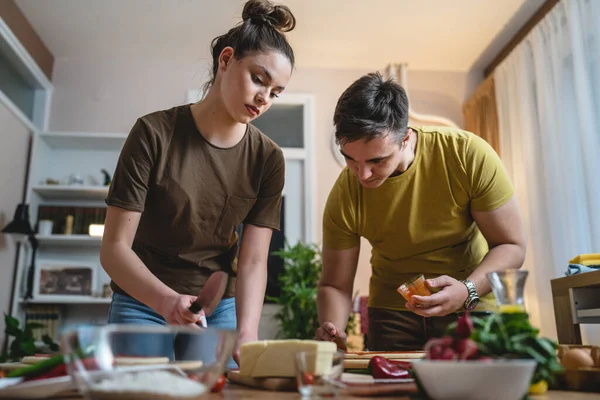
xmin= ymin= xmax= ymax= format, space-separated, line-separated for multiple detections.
xmin=393 ymin=129 xmax=418 ymax=175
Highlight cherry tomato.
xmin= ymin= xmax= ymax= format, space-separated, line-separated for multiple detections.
xmin=302 ymin=372 xmax=314 ymax=385
xmin=211 ymin=374 xmax=226 ymax=393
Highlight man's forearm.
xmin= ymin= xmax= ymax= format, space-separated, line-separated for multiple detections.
xmin=468 ymin=243 xmax=526 ymax=296
xmin=100 ymin=242 xmax=178 ymax=312
xmin=317 ymin=285 xmax=352 ymax=331
xmin=235 ymin=262 xmax=267 ymax=337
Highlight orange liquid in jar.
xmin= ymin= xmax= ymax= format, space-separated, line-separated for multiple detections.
xmin=397 ymin=275 xmax=432 ymax=301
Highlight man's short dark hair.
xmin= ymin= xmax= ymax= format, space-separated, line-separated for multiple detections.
xmin=333 ymin=72 xmax=409 ymax=145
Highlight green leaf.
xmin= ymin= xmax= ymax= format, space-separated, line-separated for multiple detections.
xmin=5 ymin=314 xmax=20 ymax=330
xmin=19 ymin=340 xmax=37 ymax=355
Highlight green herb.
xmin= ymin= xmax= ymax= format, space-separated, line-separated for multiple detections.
xmin=447 ymin=312 xmax=564 ymax=384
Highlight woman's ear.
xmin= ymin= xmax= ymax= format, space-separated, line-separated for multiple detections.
xmin=218 ymin=47 xmax=235 ymax=72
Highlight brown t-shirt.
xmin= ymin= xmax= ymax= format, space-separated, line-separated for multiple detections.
xmin=105 ymin=104 xmax=285 ymax=298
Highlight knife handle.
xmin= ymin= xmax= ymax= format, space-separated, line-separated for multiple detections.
xmin=189 ymin=301 xmax=202 ymax=314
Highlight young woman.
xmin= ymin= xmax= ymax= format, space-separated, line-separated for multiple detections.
xmin=100 ymin=0 xmax=296 ymax=365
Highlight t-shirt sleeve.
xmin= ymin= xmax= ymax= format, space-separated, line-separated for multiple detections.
xmin=244 ymin=148 xmax=285 ymax=230
xmin=322 ymin=170 xmax=360 ymax=250
xmin=105 ymin=118 xmax=157 ymax=212
xmin=464 ymin=134 xmax=514 ymax=212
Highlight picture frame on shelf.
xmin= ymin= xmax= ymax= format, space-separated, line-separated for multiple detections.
xmin=33 ymin=259 xmax=97 ymax=299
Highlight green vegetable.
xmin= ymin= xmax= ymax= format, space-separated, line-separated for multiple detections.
xmin=446 ymin=312 xmax=564 ymax=385
xmin=6 ymin=354 xmax=64 ymax=378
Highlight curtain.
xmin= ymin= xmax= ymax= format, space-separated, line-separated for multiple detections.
xmin=494 ymin=0 xmax=600 ymax=343
xmin=463 ymin=74 xmax=500 ymax=155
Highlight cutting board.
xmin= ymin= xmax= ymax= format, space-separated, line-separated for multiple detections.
xmin=227 ymin=371 xmax=417 ymax=397
xmin=344 ymin=351 xmax=425 ymax=370
xmin=226 ymin=371 xmax=377 ymax=391
xmin=226 ymin=370 xmax=297 ymax=391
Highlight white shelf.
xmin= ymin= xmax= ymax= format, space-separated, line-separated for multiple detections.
xmin=32 ymin=185 xmax=109 ymax=200
xmin=577 ymin=308 xmax=600 ymax=318
xmin=20 ymin=296 xmax=112 ymax=305
xmin=36 ymin=234 xmax=102 ymax=246
xmin=40 ymin=132 xmax=127 ymax=151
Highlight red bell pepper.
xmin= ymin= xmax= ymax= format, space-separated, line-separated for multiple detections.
xmin=368 ymin=356 xmax=411 ymax=380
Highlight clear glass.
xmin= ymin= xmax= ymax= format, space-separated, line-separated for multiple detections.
xmin=295 ymin=350 xmax=345 ymax=397
xmin=487 ymin=270 xmax=529 ymax=313
xmin=60 ymin=324 xmax=237 ymax=400
xmin=397 ymin=274 xmax=432 ymax=302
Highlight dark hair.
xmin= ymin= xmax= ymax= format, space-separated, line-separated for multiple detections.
xmin=207 ymin=0 xmax=296 ymax=88
xmin=333 ymin=72 xmax=409 ymax=145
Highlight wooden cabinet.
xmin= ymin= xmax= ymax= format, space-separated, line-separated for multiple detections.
xmin=551 ymin=270 xmax=600 ymax=344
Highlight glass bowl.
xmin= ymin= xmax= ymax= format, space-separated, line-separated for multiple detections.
xmin=60 ymin=324 xmax=237 ymax=400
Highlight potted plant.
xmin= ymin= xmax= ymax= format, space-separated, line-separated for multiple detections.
xmin=0 ymin=314 xmax=59 ymax=362
xmin=267 ymin=241 xmax=355 ymax=341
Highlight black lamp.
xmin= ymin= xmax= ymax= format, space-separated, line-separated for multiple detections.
xmin=2 ymin=203 xmax=38 ymax=299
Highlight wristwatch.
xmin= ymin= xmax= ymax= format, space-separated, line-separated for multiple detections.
xmin=461 ymin=279 xmax=480 ymax=310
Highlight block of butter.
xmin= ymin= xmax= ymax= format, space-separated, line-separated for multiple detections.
xmin=239 ymin=339 xmax=337 ymax=378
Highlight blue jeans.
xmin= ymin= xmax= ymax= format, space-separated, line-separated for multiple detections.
xmin=108 ymin=292 xmax=237 ymax=369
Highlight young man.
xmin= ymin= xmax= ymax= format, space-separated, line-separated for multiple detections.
xmin=315 ymin=72 xmax=526 ymax=351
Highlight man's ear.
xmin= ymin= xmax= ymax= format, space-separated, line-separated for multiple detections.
xmin=218 ymin=47 xmax=235 ymax=72
xmin=401 ymin=129 xmax=412 ymax=148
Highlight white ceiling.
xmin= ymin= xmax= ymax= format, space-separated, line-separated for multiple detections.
xmin=15 ymin=0 xmax=544 ymax=72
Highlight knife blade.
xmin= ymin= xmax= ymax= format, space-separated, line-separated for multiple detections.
xmin=189 ymin=271 xmax=229 ymax=323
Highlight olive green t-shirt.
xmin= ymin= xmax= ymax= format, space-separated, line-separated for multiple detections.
xmin=106 ymin=104 xmax=285 ymax=298
xmin=323 ymin=127 xmax=514 ymax=311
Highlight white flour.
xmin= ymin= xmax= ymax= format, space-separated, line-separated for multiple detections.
xmin=91 ymin=370 xmax=207 ymax=397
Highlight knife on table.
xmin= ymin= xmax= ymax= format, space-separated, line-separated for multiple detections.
xmin=189 ymin=271 xmax=229 ymax=327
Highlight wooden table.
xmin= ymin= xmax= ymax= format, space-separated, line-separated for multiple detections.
xmin=551 ymin=270 xmax=600 ymax=344
xmin=51 ymin=384 xmax=600 ymax=399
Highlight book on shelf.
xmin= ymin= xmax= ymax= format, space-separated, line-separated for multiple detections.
xmin=37 ymin=206 xmax=107 ymax=235
xmin=25 ymin=305 xmax=61 ymax=342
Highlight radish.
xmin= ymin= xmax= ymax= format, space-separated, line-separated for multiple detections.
xmin=441 ymin=347 xmax=457 ymax=360
xmin=454 ymin=312 xmax=474 ymax=338
xmin=453 ymin=338 xmax=479 ymax=360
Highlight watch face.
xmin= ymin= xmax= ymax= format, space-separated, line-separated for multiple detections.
xmin=465 ymin=298 xmax=480 ymax=310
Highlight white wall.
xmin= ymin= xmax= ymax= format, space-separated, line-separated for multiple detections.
xmin=48 ymin=57 xmax=474 ymax=300
xmin=0 ymin=101 xmax=31 ymax=344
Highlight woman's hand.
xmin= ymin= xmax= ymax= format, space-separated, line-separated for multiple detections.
xmin=406 ymin=275 xmax=468 ymax=317
xmin=157 ymin=294 xmax=205 ymax=327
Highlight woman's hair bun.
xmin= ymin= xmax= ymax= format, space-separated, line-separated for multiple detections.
xmin=242 ymin=0 xmax=296 ymax=33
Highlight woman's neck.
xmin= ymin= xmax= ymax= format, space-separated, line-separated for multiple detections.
xmin=190 ymin=89 xmax=247 ymax=148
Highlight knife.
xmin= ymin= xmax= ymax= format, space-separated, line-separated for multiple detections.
xmin=189 ymin=271 xmax=229 ymax=326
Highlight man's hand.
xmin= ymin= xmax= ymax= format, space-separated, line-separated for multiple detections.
xmin=157 ymin=294 xmax=204 ymax=327
xmin=314 ymin=322 xmax=347 ymax=346
xmin=406 ymin=275 xmax=468 ymax=317
xmin=233 ymin=332 xmax=258 ymax=366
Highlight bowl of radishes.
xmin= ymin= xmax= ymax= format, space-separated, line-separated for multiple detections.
xmin=411 ymin=313 xmax=537 ymax=400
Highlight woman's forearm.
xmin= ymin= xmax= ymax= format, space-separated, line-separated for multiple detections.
xmin=100 ymin=241 xmax=178 ymax=313
xmin=235 ymin=261 xmax=267 ymax=337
